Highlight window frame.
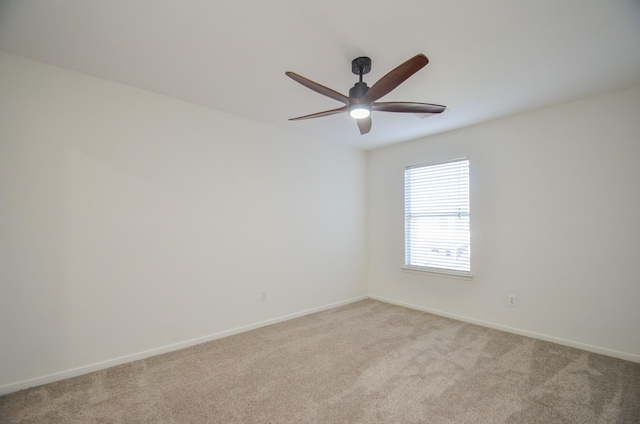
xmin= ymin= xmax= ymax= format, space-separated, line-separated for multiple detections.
xmin=403 ymin=157 xmax=471 ymax=278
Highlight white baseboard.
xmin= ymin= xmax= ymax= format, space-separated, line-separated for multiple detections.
xmin=0 ymin=295 xmax=368 ymax=396
xmin=5 ymin=293 xmax=635 ymax=397
xmin=369 ymin=295 xmax=640 ymax=363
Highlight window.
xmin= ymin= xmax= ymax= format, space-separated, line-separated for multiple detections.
xmin=404 ymin=158 xmax=470 ymax=275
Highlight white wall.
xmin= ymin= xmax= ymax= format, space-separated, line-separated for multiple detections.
xmin=0 ymin=53 xmax=367 ymax=393
xmin=2 ymin=50 xmax=638 ymax=396
xmin=368 ymin=85 xmax=640 ymax=361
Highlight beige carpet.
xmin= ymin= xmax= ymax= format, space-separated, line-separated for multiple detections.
xmin=1 ymin=300 xmax=639 ymax=423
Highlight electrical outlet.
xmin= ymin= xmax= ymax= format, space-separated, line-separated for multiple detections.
xmin=260 ymin=290 xmax=267 ymax=302
xmin=507 ymin=294 xmax=517 ymax=307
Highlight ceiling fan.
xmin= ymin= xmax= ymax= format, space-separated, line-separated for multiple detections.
xmin=285 ymin=54 xmax=446 ymax=135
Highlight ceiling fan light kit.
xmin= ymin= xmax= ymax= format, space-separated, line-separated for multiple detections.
xmin=348 ymin=106 xmax=371 ymax=119
xmin=348 ymin=103 xmax=371 ymax=119
xmin=286 ymin=53 xmax=446 ymax=135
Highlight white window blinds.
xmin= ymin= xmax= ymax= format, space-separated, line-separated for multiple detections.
xmin=405 ymin=158 xmax=470 ymax=274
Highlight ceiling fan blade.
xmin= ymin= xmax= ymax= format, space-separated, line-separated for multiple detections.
xmin=363 ymin=54 xmax=429 ymax=103
xmin=372 ymin=102 xmax=446 ymax=114
xmin=357 ymin=116 xmax=372 ymax=135
xmin=285 ymin=72 xmax=350 ymax=105
xmin=289 ymin=106 xmax=348 ymax=121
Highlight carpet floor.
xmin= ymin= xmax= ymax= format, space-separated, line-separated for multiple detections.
xmin=1 ymin=299 xmax=639 ymax=423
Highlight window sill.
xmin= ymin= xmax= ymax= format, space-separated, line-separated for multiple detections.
xmin=401 ymin=266 xmax=473 ymax=281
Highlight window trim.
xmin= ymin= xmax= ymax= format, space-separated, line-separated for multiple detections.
xmin=404 ymin=157 xmax=471 ymax=277
xmin=401 ymin=265 xmax=473 ymax=280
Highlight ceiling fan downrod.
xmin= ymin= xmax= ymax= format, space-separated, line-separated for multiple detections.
xmin=349 ymin=56 xmax=371 ymax=99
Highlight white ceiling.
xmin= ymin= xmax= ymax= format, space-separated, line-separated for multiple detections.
xmin=1 ymin=0 xmax=639 ymax=150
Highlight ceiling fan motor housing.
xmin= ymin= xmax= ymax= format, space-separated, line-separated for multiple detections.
xmin=349 ymin=82 xmax=369 ymax=99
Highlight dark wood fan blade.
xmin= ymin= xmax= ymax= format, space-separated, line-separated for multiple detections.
xmin=372 ymin=102 xmax=446 ymax=114
xmin=357 ymin=116 xmax=372 ymax=135
xmin=289 ymin=106 xmax=348 ymax=121
xmin=286 ymin=72 xmax=350 ymax=105
xmin=363 ymin=54 xmax=429 ymax=103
